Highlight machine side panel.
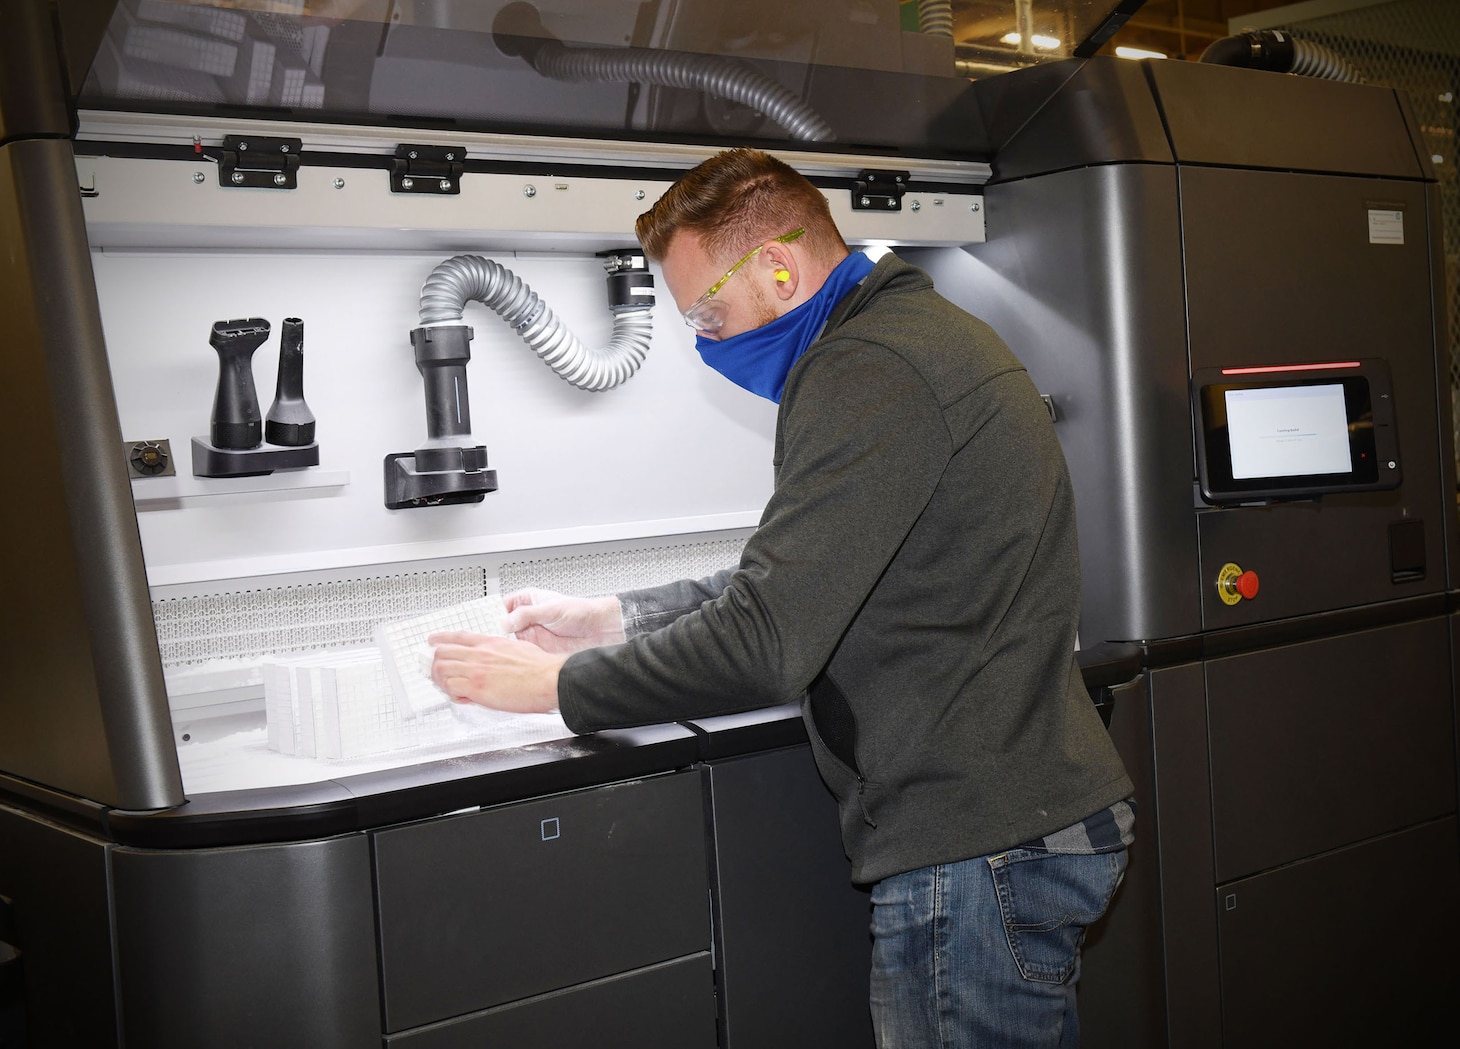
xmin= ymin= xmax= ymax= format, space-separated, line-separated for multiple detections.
xmin=971 ymin=57 xmax=1174 ymax=183
xmin=1426 ymin=182 xmax=1460 ymax=592
xmin=0 ymin=804 xmax=119 ymax=1047
xmin=1078 ymin=675 xmax=1167 ymax=1049
xmin=0 ymin=137 xmax=181 ymax=809
xmin=1147 ymin=661 xmax=1221 ymax=1049
xmin=1205 ymin=618 xmax=1456 ymax=883
xmin=704 ymin=745 xmax=874 ymax=1049
xmin=112 ymin=833 xmax=380 ymax=1048
xmin=1183 ymin=168 xmax=1444 ymax=626
xmin=913 ymin=163 xmax=1199 ymax=645
xmin=0 ymin=0 xmax=72 ymax=141
xmin=1147 ymin=61 xmax=1424 ymax=179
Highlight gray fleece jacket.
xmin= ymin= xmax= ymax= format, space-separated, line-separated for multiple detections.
xmin=559 ymin=253 xmax=1132 ymax=884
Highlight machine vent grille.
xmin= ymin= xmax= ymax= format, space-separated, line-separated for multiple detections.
xmin=151 ymin=537 xmax=747 ymax=669
xmin=499 ymin=537 xmax=746 ymax=598
xmin=152 ymin=566 xmax=487 ymax=667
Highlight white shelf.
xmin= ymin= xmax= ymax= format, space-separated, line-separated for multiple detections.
xmin=132 ymin=469 xmax=350 ymax=510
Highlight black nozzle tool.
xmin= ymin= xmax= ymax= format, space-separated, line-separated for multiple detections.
xmin=209 ymin=318 xmax=269 ymax=450
xmin=265 ymin=317 xmax=316 ymax=447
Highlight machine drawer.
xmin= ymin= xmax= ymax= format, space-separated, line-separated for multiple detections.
xmin=374 ymin=770 xmax=710 ymax=1031
xmin=1205 ymin=617 xmax=1454 ymax=882
xmin=384 ymin=954 xmax=717 ymax=1048
xmin=1217 ymin=817 xmax=1459 ymax=1048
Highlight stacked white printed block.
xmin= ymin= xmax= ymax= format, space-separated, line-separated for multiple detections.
xmin=264 ymin=595 xmax=570 ymax=762
xmin=97 ymin=0 xmax=326 ymax=108
xmin=263 ymin=647 xmax=467 ymax=760
xmin=134 ymin=0 xmax=249 ymax=41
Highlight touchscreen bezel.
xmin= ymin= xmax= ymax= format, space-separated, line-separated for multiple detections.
xmin=1192 ymin=359 xmax=1400 ymax=504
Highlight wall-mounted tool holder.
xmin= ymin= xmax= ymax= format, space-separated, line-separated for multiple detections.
xmin=384 ymin=323 xmax=497 ymax=509
xmin=192 ymin=317 xmax=320 ymax=478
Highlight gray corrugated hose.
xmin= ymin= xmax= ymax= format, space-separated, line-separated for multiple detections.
xmin=917 ymin=0 xmax=954 ymax=37
xmin=1199 ymin=29 xmax=1362 ymax=83
xmin=419 ymin=255 xmax=653 ymax=392
xmin=527 ymin=44 xmax=835 ymax=143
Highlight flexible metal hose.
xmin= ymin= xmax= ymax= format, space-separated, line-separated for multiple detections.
xmin=1289 ymin=38 xmax=1362 ymax=82
xmin=1200 ymin=30 xmax=1362 ymax=83
xmin=524 ymin=41 xmax=835 ymax=143
xmin=419 ymin=255 xmax=653 ymax=392
xmin=917 ymin=0 xmax=954 ymax=37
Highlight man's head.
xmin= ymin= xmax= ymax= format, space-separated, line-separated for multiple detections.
xmin=636 ymin=148 xmax=849 ymax=339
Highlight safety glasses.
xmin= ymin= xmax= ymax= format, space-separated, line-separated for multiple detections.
xmin=681 ymin=228 xmax=806 ymax=333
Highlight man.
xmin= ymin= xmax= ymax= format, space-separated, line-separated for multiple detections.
xmin=431 ymin=147 xmax=1133 ymax=1048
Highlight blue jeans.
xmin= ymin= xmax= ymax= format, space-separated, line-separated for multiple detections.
xmin=869 ymin=846 xmax=1128 ymax=1049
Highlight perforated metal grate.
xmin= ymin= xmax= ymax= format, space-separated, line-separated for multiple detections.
xmin=152 ymin=537 xmax=748 ymax=669
xmin=153 ymin=566 xmax=487 ymax=667
xmin=1249 ymin=0 xmax=1460 ymax=442
xmin=499 ymin=537 xmax=746 ymax=598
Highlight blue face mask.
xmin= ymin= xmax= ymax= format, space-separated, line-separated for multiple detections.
xmin=695 ymin=251 xmax=876 ymax=403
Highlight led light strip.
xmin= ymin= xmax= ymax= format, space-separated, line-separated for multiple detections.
xmin=1220 ymin=361 xmax=1361 ymax=375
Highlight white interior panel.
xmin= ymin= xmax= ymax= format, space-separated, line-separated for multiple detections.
xmin=93 ymin=246 xmax=778 ymax=584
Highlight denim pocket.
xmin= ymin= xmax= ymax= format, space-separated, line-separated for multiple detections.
xmin=988 ymin=848 xmax=1127 ymax=983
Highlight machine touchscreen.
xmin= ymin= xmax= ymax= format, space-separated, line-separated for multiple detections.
xmin=1193 ymin=360 xmax=1400 ymax=503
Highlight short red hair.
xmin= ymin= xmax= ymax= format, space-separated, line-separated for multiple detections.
xmin=635 ymin=148 xmax=847 ymax=267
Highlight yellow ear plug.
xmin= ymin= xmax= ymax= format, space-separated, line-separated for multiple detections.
xmin=774 ymin=269 xmax=791 ymax=282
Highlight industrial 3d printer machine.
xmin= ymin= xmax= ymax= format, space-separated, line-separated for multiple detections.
xmin=3 ymin=2 xmax=1458 ymax=1047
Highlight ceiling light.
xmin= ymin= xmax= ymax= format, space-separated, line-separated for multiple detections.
xmin=1115 ymin=46 xmax=1167 ymax=60
xmin=1001 ymin=32 xmax=1061 ymax=50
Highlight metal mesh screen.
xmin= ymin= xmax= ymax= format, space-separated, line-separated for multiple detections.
xmin=152 ymin=566 xmax=488 ymax=667
xmin=499 ymin=537 xmax=746 ymax=598
xmin=1249 ymin=0 xmax=1460 ymax=442
xmin=152 ymin=536 xmax=747 ymax=668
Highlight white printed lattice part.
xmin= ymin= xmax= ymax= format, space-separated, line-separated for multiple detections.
xmin=123 ymin=24 xmax=239 ymax=76
xmin=223 ymin=33 xmax=275 ymax=105
xmin=93 ymin=35 xmax=224 ymax=103
xmin=375 ymin=596 xmax=512 ymax=718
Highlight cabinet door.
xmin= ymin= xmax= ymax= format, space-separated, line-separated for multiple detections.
xmin=375 ymin=771 xmax=710 ymax=1031
xmin=1218 ymin=817 xmax=1460 ymax=1048
xmin=386 ymin=955 xmax=716 ymax=1049
xmin=1206 ymin=617 xmax=1454 ymax=881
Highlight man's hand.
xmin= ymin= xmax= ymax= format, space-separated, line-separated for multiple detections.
xmin=502 ymin=589 xmax=626 ymax=654
xmin=428 ymin=631 xmax=569 ymax=714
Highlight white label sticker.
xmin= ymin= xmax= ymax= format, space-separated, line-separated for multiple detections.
xmin=1368 ymin=209 xmax=1404 ymax=245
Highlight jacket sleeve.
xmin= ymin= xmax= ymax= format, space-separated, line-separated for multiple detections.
xmin=619 ymin=570 xmax=735 ymax=638
xmin=558 ymin=340 xmax=951 ymax=733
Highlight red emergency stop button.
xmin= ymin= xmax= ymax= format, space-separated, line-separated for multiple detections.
xmin=1236 ymin=570 xmax=1259 ymax=600
xmin=1217 ymin=562 xmax=1259 ymax=605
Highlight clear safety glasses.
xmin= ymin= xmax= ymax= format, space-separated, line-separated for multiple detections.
xmin=681 ymin=228 xmax=806 ymax=334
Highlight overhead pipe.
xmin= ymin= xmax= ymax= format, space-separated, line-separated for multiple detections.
xmin=492 ymin=1 xmax=835 ymax=143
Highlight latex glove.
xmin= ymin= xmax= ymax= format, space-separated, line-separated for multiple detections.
xmin=502 ymin=588 xmax=626 ymax=654
xmin=428 ymin=631 xmax=567 ymax=714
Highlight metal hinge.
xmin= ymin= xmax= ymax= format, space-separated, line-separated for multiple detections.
xmin=852 ymin=169 xmax=909 ymax=211
xmin=391 ymin=144 xmax=465 ymax=194
xmin=219 ymin=135 xmax=301 ymax=189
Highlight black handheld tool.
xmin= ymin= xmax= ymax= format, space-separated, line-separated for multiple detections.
xmin=264 ymin=316 xmax=316 ymax=447
xmin=208 ymin=318 xmax=269 ymax=450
